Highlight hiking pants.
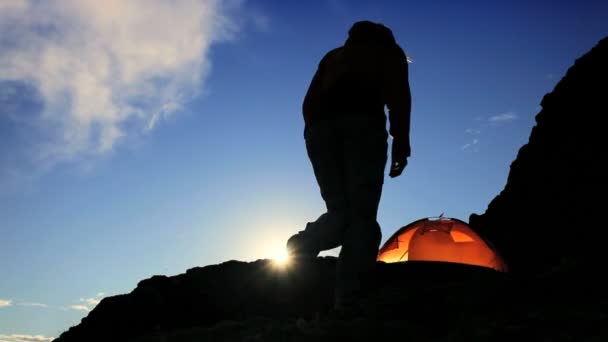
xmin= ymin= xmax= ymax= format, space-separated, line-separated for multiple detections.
xmin=303 ymin=114 xmax=388 ymax=303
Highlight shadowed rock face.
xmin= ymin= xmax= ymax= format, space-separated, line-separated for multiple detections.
xmin=53 ymin=258 xmax=607 ymax=342
xmin=469 ymin=37 xmax=608 ymax=277
xmin=55 ymin=259 xmax=510 ymax=342
xmin=54 ymin=258 xmax=337 ymax=341
xmin=54 ymin=37 xmax=608 ymax=341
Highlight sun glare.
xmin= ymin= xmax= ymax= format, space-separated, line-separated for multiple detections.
xmin=271 ymin=245 xmax=290 ymax=266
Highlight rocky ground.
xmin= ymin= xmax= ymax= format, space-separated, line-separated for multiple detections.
xmin=55 ymin=257 xmax=608 ymax=342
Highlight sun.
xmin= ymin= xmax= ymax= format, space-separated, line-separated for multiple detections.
xmin=270 ymin=245 xmax=290 ymax=267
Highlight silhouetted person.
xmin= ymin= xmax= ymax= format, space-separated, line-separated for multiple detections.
xmin=286 ymin=20 xmax=412 ymax=310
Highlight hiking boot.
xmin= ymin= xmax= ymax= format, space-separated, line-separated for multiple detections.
xmin=286 ymin=231 xmax=320 ymax=258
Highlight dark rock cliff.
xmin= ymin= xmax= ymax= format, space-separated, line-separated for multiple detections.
xmin=54 ymin=258 xmax=606 ymax=342
xmin=54 ymin=258 xmax=336 ymax=341
xmin=469 ymin=37 xmax=608 ymax=277
xmin=56 ymin=259 xmax=517 ymax=342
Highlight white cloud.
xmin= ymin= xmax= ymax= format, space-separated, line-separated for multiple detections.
xmin=66 ymin=292 xmax=105 ymax=311
xmin=0 ymin=334 xmax=54 ymax=342
xmin=489 ymin=112 xmax=518 ymax=122
xmin=80 ymin=297 xmax=101 ymax=307
xmin=461 ymin=138 xmax=479 ymax=151
xmin=16 ymin=302 xmax=48 ymax=308
xmin=0 ymin=0 xmax=239 ymax=169
xmin=462 ymin=111 xmax=515 ymax=152
xmin=0 ymin=299 xmax=12 ymax=307
xmin=67 ymin=304 xmax=90 ymax=312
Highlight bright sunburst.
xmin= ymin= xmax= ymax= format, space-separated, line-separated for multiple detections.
xmin=270 ymin=245 xmax=290 ymax=267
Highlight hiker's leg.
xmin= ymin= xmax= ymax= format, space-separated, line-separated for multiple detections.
xmin=294 ymin=120 xmax=348 ymax=253
xmin=335 ymin=115 xmax=387 ymax=307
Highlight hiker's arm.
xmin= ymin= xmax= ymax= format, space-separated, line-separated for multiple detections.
xmin=385 ymin=47 xmax=411 ymax=177
xmin=302 ymin=58 xmax=326 ymax=126
xmin=386 ymin=47 xmax=411 ymax=157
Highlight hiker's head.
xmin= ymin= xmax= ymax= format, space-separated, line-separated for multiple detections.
xmin=346 ymin=20 xmax=396 ymax=46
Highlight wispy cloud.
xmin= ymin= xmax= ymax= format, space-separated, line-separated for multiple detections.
xmin=0 ymin=334 xmax=54 ymax=342
xmin=66 ymin=292 xmax=105 ymax=311
xmin=16 ymin=302 xmax=48 ymax=308
xmin=489 ymin=112 xmax=518 ymax=122
xmin=79 ymin=297 xmax=101 ymax=307
xmin=0 ymin=0 xmax=240 ymax=174
xmin=462 ymin=128 xmax=480 ymax=152
xmin=461 ymin=111 xmax=517 ymax=152
xmin=67 ymin=305 xmax=90 ymax=312
xmin=461 ymin=138 xmax=479 ymax=151
xmin=0 ymin=299 xmax=52 ymax=309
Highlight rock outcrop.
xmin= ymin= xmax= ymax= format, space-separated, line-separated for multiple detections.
xmin=469 ymin=37 xmax=608 ymax=277
xmin=56 ymin=259 xmax=516 ymax=342
xmin=54 ymin=258 xmax=336 ymax=341
xmin=54 ymin=258 xmax=606 ymax=342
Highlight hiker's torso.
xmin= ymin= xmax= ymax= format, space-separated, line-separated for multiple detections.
xmin=306 ymin=42 xmax=395 ymax=127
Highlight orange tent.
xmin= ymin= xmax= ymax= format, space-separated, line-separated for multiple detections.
xmin=377 ymin=217 xmax=508 ymax=272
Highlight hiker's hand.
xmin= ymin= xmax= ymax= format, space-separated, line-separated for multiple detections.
xmin=389 ymin=158 xmax=407 ymax=178
xmin=389 ymin=139 xmax=409 ymax=178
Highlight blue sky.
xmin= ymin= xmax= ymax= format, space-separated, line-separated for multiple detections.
xmin=1 ymin=0 xmax=607 ymax=340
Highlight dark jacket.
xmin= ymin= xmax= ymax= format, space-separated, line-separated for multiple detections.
xmin=302 ymin=22 xmax=412 ymax=157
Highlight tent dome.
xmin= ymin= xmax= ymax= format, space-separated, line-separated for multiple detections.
xmin=377 ymin=217 xmax=508 ymax=272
